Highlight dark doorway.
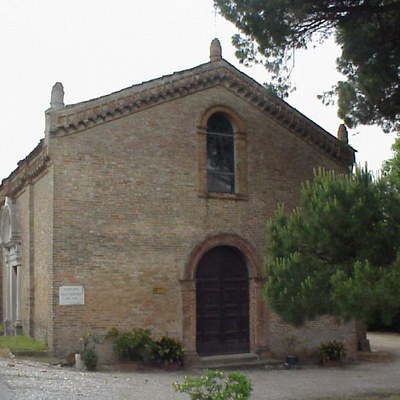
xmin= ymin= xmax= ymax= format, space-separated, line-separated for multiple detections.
xmin=196 ymin=246 xmax=249 ymax=356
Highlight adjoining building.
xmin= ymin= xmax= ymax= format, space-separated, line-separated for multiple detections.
xmin=0 ymin=39 xmax=357 ymax=362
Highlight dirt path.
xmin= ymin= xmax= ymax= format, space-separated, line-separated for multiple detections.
xmin=368 ymin=332 xmax=400 ymax=354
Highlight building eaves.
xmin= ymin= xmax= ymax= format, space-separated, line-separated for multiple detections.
xmin=47 ymin=59 xmax=355 ymax=166
xmin=0 ymin=140 xmax=51 ymax=201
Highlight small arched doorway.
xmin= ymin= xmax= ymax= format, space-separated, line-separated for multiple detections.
xmin=196 ymin=246 xmax=249 ymax=356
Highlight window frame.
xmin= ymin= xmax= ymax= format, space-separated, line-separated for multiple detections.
xmin=206 ymin=113 xmax=235 ymax=194
xmin=197 ymin=106 xmax=248 ymax=200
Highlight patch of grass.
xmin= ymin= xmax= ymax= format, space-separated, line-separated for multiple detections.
xmin=0 ymin=336 xmax=47 ymax=352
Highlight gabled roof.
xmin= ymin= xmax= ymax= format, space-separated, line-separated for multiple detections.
xmin=1 ymin=40 xmax=355 ymax=200
xmin=46 ymin=57 xmax=354 ymax=166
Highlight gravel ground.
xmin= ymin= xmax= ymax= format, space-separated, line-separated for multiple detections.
xmin=0 ymin=332 xmax=400 ymax=400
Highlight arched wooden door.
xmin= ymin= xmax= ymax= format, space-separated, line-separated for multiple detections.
xmin=196 ymin=246 xmax=249 ymax=356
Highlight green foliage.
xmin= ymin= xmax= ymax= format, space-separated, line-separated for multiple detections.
xmin=174 ymin=370 xmax=252 ymax=400
xmin=332 ymin=259 xmax=400 ymax=325
xmin=383 ymin=137 xmax=400 ymax=190
xmin=153 ymin=336 xmax=184 ymax=366
xmin=107 ymin=328 xmax=184 ymax=366
xmin=81 ymin=332 xmax=98 ymax=349
xmin=265 ymin=167 xmax=400 ymax=326
xmin=318 ymin=340 xmax=347 ymax=362
xmin=0 ymin=336 xmax=47 ymax=352
xmin=81 ymin=349 xmax=98 ymax=371
xmin=80 ymin=332 xmax=98 ymax=371
xmin=105 ymin=327 xmax=119 ymax=340
xmin=214 ymin=0 xmax=400 ymax=132
xmin=109 ymin=328 xmax=155 ymax=362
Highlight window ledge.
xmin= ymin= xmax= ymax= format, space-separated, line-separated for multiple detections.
xmin=198 ymin=192 xmax=248 ymax=201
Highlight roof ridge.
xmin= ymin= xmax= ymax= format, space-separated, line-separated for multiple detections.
xmin=44 ymin=59 xmax=353 ymax=165
xmin=60 ymin=61 xmax=214 ymax=112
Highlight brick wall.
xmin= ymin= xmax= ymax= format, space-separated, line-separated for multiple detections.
xmin=14 ymin=186 xmax=30 ymax=334
xmin=10 ymin=169 xmax=53 ymax=344
xmin=268 ymin=312 xmax=358 ymax=358
xmin=32 ymin=170 xmax=53 ymax=344
xmin=42 ymin=85 xmax=352 ymax=356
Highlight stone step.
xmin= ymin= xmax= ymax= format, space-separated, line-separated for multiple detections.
xmin=196 ymin=353 xmax=281 ymax=370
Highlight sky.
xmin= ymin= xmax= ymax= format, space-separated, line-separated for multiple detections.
xmin=0 ymin=0 xmax=396 ymax=181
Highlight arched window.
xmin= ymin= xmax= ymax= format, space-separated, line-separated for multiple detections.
xmin=197 ymin=106 xmax=247 ymax=199
xmin=0 ymin=197 xmax=20 ymax=246
xmin=206 ymin=113 xmax=235 ymax=193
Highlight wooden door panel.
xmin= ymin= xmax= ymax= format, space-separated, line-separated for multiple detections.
xmin=196 ymin=246 xmax=249 ymax=356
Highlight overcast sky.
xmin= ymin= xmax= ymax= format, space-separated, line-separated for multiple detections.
xmin=0 ymin=0 xmax=396 ymax=181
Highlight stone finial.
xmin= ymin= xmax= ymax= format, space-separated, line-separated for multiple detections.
xmin=210 ymin=38 xmax=222 ymax=62
xmin=337 ymin=124 xmax=349 ymax=144
xmin=50 ymin=82 xmax=65 ymax=110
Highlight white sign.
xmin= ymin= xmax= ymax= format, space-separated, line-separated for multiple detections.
xmin=59 ymin=286 xmax=84 ymax=306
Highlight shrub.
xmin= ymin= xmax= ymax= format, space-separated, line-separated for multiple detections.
xmin=107 ymin=328 xmax=185 ymax=366
xmin=318 ymin=340 xmax=347 ymax=362
xmin=108 ymin=328 xmax=156 ymax=363
xmin=105 ymin=327 xmax=119 ymax=339
xmin=112 ymin=331 xmax=135 ymax=360
xmin=80 ymin=332 xmax=98 ymax=371
xmin=81 ymin=349 xmax=98 ymax=371
xmin=174 ymin=370 xmax=252 ymax=400
xmin=154 ymin=336 xmax=184 ymax=366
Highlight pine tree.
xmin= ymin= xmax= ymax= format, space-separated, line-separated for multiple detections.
xmin=215 ymin=0 xmax=400 ymax=132
xmin=265 ymin=167 xmax=400 ymax=326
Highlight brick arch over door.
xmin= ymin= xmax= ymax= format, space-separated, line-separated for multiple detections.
xmin=180 ymin=234 xmax=268 ymax=361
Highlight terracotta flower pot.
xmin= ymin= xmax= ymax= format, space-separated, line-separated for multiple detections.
xmin=322 ymin=359 xmax=342 ymax=368
xmin=113 ymin=360 xmax=141 ymax=371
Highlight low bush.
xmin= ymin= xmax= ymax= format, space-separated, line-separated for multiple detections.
xmin=106 ymin=328 xmax=184 ymax=366
xmin=153 ymin=336 xmax=184 ymax=366
xmin=80 ymin=332 xmax=98 ymax=371
xmin=174 ymin=370 xmax=252 ymax=400
xmin=113 ymin=328 xmax=155 ymax=362
xmin=318 ymin=340 xmax=347 ymax=362
xmin=81 ymin=349 xmax=98 ymax=371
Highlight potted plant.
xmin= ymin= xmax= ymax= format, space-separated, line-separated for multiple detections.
xmin=153 ymin=336 xmax=184 ymax=369
xmin=318 ymin=340 xmax=347 ymax=367
xmin=106 ymin=327 xmax=156 ymax=370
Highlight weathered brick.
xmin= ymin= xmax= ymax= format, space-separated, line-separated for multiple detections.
xmin=0 ymin=48 xmax=356 ymax=360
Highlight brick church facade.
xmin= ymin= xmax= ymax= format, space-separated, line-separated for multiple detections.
xmin=0 ymin=39 xmax=357 ymax=361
